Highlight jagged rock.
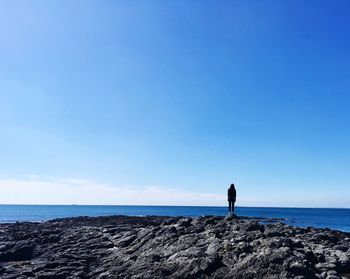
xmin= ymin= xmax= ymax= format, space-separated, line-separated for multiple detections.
xmin=0 ymin=215 xmax=349 ymax=278
xmin=0 ymin=241 xmax=34 ymax=262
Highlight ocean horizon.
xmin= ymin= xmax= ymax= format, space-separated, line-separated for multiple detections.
xmin=1 ymin=204 xmax=350 ymax=233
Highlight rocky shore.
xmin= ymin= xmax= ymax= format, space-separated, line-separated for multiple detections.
xmin=0 ymin=215 xmax=350 ymax=279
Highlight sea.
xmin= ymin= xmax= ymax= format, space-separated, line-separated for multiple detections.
xmin=0 ymin=205 xmax=349 ymax=233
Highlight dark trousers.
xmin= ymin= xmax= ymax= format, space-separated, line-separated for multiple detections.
xmin=228 ymin=200 xmax=235 ymax=213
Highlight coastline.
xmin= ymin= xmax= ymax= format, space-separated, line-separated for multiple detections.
xmin=1 ymin=205 xmax=350 ymax=232
xmin=0 ymin=215 xmax=350 ymax=278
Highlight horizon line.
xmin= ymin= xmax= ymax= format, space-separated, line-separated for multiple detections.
xmin=1 ymin=203 xmax=349 ymax=210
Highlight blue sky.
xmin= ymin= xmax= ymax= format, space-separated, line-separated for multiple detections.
xmin=1 ymin=1 xmax=350 ymax=207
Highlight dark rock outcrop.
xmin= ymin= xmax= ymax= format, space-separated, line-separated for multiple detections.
xmin=0 ymin=215 xmax=349 ymax=278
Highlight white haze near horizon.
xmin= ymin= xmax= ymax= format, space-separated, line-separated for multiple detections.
xmin=0 ymin=176 xmax=227 ymax=206
xmin=0 ymin=176 xmax=349 ymax=208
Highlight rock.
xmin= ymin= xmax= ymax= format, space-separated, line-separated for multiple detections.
xmin=241 ymin=221 xmax=265 ymax=232
xmin=289 ymin=261 xmax=317 ymax=278
xmin=116 ymin=234 xmax=136 ymax=247
xmin=327 ymin=270 xmax=338 ymax=276
xmin=0 ymin=242 xmax=34 ymax=262
xmin=177 ymin=218 xmax=192 ymax=227
xmin=333 ymin=245 xmax=348 ymax=252
xmin=0 ymin=215 xmax=349 ymax=278
xmin=317 ymin=262 xmax=338 ymax=271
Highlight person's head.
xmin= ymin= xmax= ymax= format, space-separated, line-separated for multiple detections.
xmin=230 ymin=183 xmax=235 ymax=189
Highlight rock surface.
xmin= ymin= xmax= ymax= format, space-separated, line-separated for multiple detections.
xmin=0 ymin=215 xmax=350 ymax=279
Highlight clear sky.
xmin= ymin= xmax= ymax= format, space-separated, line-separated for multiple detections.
xmin=1 ymin=1 xmax=350 ymax=207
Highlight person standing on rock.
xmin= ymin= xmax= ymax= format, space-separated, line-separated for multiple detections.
xmin=228 ymin=184 xmax=236 ymax=214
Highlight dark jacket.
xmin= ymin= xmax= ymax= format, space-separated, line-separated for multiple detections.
xmin=228 ymin=187 xmax=236 ymax=202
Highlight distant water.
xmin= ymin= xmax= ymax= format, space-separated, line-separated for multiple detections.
xmin=0 ymin=205 xmax=349 ymax=232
